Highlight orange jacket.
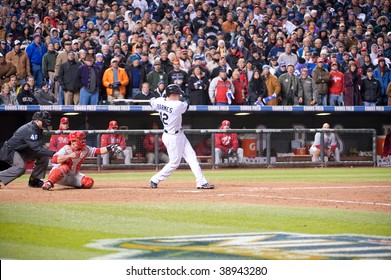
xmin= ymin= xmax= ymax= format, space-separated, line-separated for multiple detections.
xmin=102 ymin=67 xmax=129 ymax=96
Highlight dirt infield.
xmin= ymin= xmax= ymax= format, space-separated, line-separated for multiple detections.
xmin=1 ymin=174 xmax=390 ymax=213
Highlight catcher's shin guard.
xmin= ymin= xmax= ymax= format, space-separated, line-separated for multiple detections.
xmin=46 ymin=164 xmax=71 ymax=186
xmin=81 ymin=176 xmax=94 ymax=189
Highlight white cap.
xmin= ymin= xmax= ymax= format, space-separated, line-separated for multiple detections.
xmin=72 ymin=39 xmax=79 ymax=45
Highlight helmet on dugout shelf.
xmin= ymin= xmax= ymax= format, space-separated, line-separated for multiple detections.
xmin=165 ymin=84 xmax=183 ymax=97
xmin=68 ymin=131 xmax=86 ymax=149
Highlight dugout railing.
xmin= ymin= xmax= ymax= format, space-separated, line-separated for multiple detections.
xmin=43 ymin=128 xmax=377 ymax=169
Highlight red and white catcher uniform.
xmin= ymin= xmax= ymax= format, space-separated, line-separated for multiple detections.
xmin=48 ymin=145 xmax=98 ymax=188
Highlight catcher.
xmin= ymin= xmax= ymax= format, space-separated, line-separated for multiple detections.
xmin=42 ymin=131 xmax=123 ymax=190
xmin=214 ymin=120 xmax=244 ymax=165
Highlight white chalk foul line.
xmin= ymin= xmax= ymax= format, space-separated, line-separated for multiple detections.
xmin=248 ymin=186 xmax=391 ymax=191
xmin=214 ymin=193 xmax=391 ymax=207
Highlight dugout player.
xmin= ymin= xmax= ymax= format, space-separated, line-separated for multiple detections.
xmin=214 ymin=120 xmax=244 ymax=165
xmin=0 ymin=111 xmax=55 ymax=188
xmin=148 ymin=84 xmax=215 ymax=189
xmin=100 ymin=120 xmax=132 ymax=165
xmin=48 ymin=117 xmax=70 ymax=152
xmin=42 ymin=131 xmax=123 ymax=190
xmin=309 ymin=123 xmax=341 ymax=162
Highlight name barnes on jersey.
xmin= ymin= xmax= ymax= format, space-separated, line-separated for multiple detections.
xmin=157 ymin=103 xmax=173 ymax=113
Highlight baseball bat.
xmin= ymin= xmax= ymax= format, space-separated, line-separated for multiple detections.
xmin=111 ymin=99 xmax=152 ymax=104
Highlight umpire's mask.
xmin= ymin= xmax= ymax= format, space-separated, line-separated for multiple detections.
xmin=32 ymin=111 xmax=52 ymax=129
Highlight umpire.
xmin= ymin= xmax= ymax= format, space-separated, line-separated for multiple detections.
xmin=0 ymin=111 xmax=55 ymax=188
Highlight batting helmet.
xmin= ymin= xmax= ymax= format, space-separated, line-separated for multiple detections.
xmin=165 ymin=84 xmax=183 ymax=97
xmin=68 ymin=131 xmax=86 ymax=149
xmin=32 ymin=111 xmax=51 ymax=129
xmin=108 ymin=120 xmax=118 ymax=129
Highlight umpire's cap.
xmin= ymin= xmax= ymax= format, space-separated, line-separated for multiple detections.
xmin=165 ymin=84 xmax=183 ymax=97
xmin=32 ymin=111 xmax=51 ymax=129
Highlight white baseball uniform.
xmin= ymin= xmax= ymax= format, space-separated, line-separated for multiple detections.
xmin=149 ymin=97 xmax=208 ymax=187
xmin=309 ymin=132 xmax=340 ymax=162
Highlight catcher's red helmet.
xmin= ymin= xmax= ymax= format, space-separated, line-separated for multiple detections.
xmin=68 ymin=131 xmax=86 ymax=149
xmin=108 ymin=120 xmax=118 ymax=129
xmin=221 ymin=120 xmax=230 ymax=127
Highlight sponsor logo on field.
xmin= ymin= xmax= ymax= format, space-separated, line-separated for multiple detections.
xmin=87 ymin=232 xmax=391 ymax=260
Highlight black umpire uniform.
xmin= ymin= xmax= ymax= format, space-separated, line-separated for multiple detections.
xmin=0 ymin=111 xmax=55 ymax=188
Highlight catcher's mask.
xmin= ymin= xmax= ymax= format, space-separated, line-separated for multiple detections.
xmin=32 ymin=111 xmax=51 ymax=129
xmin=165 ymin=84 xmax=183 ymax=97
xmin=68 ymin=131 xmax=86 ymax=149
xmin=108 ymin=120 xmax=118 ymax=129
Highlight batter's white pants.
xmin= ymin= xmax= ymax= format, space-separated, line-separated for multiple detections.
xmin=150 ymin=132 xmax=208 ymax=187
xmin=215 ymin=148 xmax=244 ymax=164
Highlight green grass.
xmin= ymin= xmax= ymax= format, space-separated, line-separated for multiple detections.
xmin=1 ymin=167 xmax=390 ymax=259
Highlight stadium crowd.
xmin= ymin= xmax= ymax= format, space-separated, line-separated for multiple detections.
xmin=0 ymin=0 xmax=391 ymax=106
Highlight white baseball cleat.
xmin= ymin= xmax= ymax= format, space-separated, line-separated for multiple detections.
xmin=197 ymin=183 xmax=215 ymax=189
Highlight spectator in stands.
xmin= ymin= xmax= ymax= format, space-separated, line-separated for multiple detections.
xmin=214 ymin=120 xmax=244 ymax=165
xmin=147 ymin=59 xmax=168 ymax=92
xmin=5 ymin=40 xmax=30 ymax=85
xmin=77 ymin=54 xmax=102 ymax=105
xmin=299 ymin=68 xmax=318 ymax=106
xmin=312 ymin=57 xmax=331 ymax=105
xmin=209 ymin=67 xmax=235 ymax=105
xmin=279 ymin=63 xmax=304 ymax=105
xmin=329 ymin=62 xmax=345 ymax=106
xmin=143 ymin=122 xmax=169 ymax=164
xmin=41 ymin=43 xmax=58 ymax=91
xmin=17 ymin=83 xmax=38 ymax=105
xmin=49 ymin=117 xmax=70 ymax=152
xmin=373 ymin=57 xmax=391 ymax=105
xmin=187 ymin=65 xmax=210 ymax=105
xmin=309 ymin=123 xmax=340 ymax=162
xmin=262 ymin=65 xmax=281 ymax=106
xmin=0 ymin=52 xmax=17 ymax=87
xmin=133 ymin=82 xmax=157 ymax=104
xmin=58 ymin=51 xmax=82 ymax=105
xmin=102 ymin=57 xmax=129 ymax=102
xmin=168 ymin=58 xmax=188 ymax=92
xmin=100 ymin=120 xmax=132 ymax=166
xmin=34 ymin=81 xmax=57 ymax=105
xmin=344 ymin=63 xmax=362 ymax=106
xmin=247 ymin=69 xmax=267 ymax=105
xmin=0 ymin=83 xmax=17 ymax=105
xmin=361 ymin=68 xmax=381 ymax=107
xmin=25 ymin=33 xmax=46 ymax=88
xmin=125 ymin=54 xmax=147 ymax=99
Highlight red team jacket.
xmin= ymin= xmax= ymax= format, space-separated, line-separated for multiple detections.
xmin=215 ymin=132 xmax=239 ymax=152
xmin=49 ymin=133 xmax=69 ymax=152
xmin=100 ymin=134 xmax=127 ymax=150
xmin=143 ymin=134 xmax=166 ymax=153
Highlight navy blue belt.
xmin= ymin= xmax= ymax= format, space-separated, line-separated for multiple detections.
xmin=164 ymin=130 xmax=179 ymax=134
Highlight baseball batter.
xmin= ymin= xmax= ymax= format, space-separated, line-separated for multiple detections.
xmin=149 ymin=84 xmax=215 ymax=189
xmin=42 ymin=131 xmax=122 ymax=190
xmin=309 ymin=123 xmax=341 ymax=162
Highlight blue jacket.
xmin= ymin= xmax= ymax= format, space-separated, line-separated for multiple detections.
xmin=26 ymin=42 xmax=47 ymax=65
xmin=373 ymin=67 xmax=391 ymax=97
xmin=77 ymin=63 xmax=102 ymax=91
